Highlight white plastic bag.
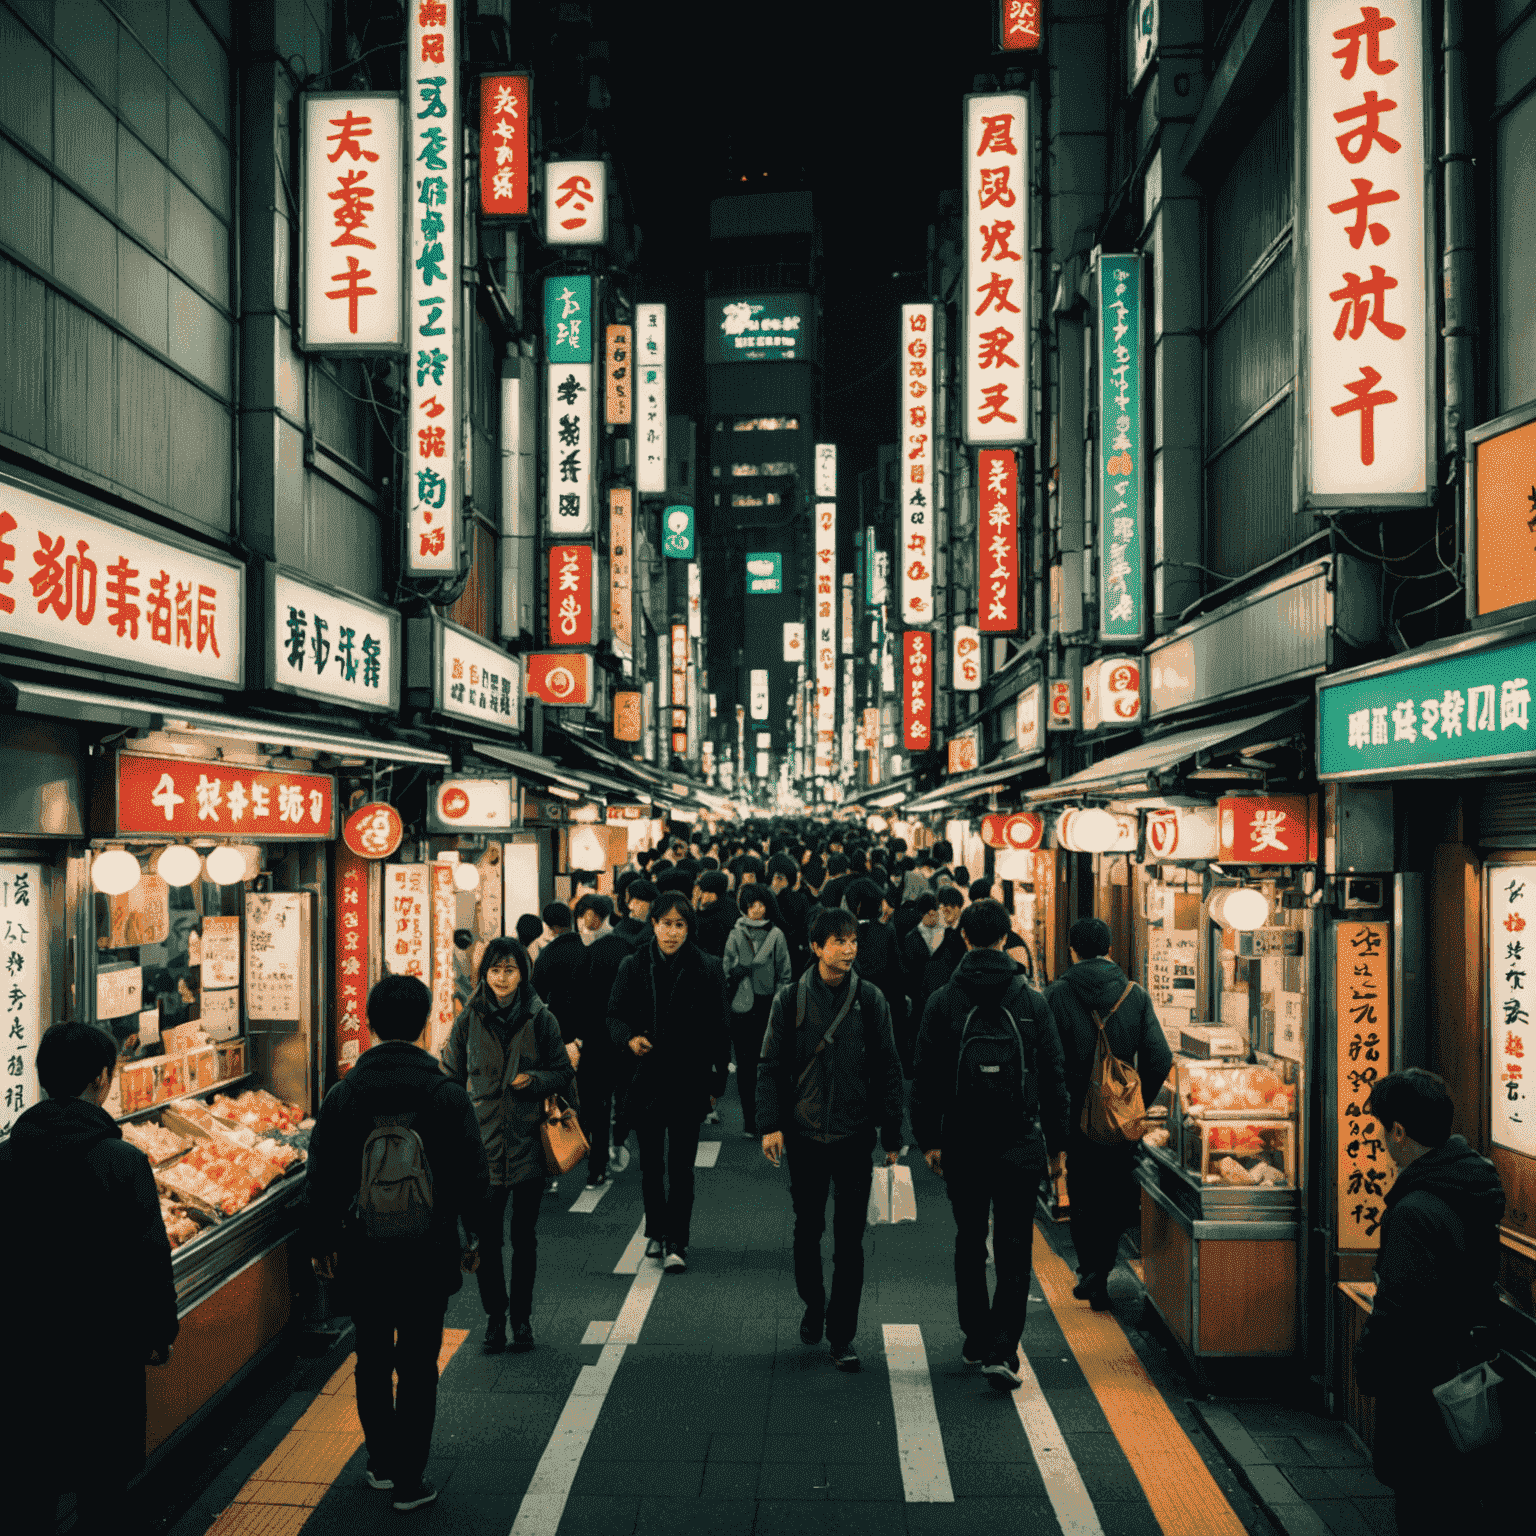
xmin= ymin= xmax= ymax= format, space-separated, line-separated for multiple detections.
xmin=1433 ymin=1360 xmax=1503 ymax=1453
xmin=889 ymin=1162 xmax=918 ymax=1224
xmin=866 ymin=1165 xmax=893 ymax=1225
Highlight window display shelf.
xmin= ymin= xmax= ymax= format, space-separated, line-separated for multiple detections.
xmin=116 ymin=1073 xmax=256 ymax=1126
xmin=170 ymin=1174 xmax=305 ymax=1316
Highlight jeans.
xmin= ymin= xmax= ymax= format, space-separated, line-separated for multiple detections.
xmin=1065 ymin=1127 xmax=1139 ymax=1281
xmin=946 ymin=1154 xmax=1040 ymax=1356
xmin=577 ymin=1056 xmax=614 ymax=1179
xmin=731 ymin=995 xmax=772 ymax=1134
xmin=352 ymin=1299 xmax=446 ymax=1486
xmin=786 ymin=1129 xmax=875 ymax=1346
xmin=636 ymin=1111 xmax=702 ymax=1247
xmin=477 ymin=1180 xmax=545 ymax=1324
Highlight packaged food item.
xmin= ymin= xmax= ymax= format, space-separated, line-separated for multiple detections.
xmin=1214 ymin=1155 xmax=1260 ymax=1187
xmin=122 ymin=1120 xmax=195 ymax=1165
xmin=1141 ymin=1126 xmax=1171 ymax=1149
xmin=159 ymin=1196 xmax=203 ymax=1248
xmin=214 ymin=1089 xmax=304 ymax=1133
xmin=156 ymin=1054 xmax=187 ymax=1103
xmin=119 ymin=1061 xmax=157 ymax=1114
xmin=163 ymin=1099 xmax=258 ymax=1148
xmin=162 ymin=1022 xmax=211 ymax=1056
xmin=186 ymin=1045 xmax=219 ymax=1092
xmin=216 ymin=1039 xmax=247 ymax=1082
xmin=253 ymin=1136 xmax=303 ymax=1172
xmin=155 ymin=1163 xmax=232 ymax=1217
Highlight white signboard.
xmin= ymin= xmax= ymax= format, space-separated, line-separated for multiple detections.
xmin=963 ymin=92 xmax=1029 ymax=445
xmin=300 ymin=93 xmax=404 ymax=350
xmin=899 ymin=304 xmax=935 ymax=624
xmin=201 ymin=988 xmax=241 ymax=1042
xmin=547 ymin=363 xmax=594 ymax=535
xmin=201 ymin=915 xmax=241 ymax=989
xmin=953 ymin=624 xmax=981 ymax=691
xmin=0 ymin=477 xmax=243 ymax=685
xmin=384 ymin=864 xmax=429 ymax=981
xmin=815 ymin=443 xmax=837 ymax=499
xmin=438 ymin=620 xmax=522 ymax=733
xmin=543 ymin=158 xmax=607 ymax=246
xmin=244 ymin=892 xmax=304 ymax=1020
xmin=1016 ymin=682 xmax=1041 ymax=752
xmin=430 ymin=777 xmax=515 ymax=829
xmin=1 ymin=865 xmax=41 ymax=1136
xmin=1490 ymin=866 xmax=1536 ymax=1158
xmin=749 ymin=668 xmax=769 ymax=721
xmin=814 ymin=500 xmax=837 ymax=775
xmin=636 ymin=303 xmax=666 ymax=366
xmin=1304 ymin=0 xmax=1429 ymax=500
xmin=637 ymin=365 xmax=667 ymax=493
xmin=96 ymin=965 xmax=143 ymax=1022
xmin=782 ymin=622 xmax=805 ymax=665
xmin=1143 ymin=805 xmax=1220 ymax=861
xmin=687 ymin=561 xmax=702 ymax=638
xmin=272 ymin=572 xmax=399 ymax=710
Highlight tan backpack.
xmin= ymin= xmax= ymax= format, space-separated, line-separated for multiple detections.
xmin=1079 ymin=982 xmax=1147 ymax=1144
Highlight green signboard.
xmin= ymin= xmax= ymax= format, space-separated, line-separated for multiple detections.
xmin=1318 ymin=627 xmax=1536 ymax=779
xmin=746 ymin=551 xmax=782 ymax=594
xmin=545 ymin=275 xmax=593 ymax=363
xmin=709 ymin=294 xmax=811 ymax=364
xmin=662 ymin=504 xmax=694 ymax=560
xmin=1098 ymin=253 xmax=1145 ymax=643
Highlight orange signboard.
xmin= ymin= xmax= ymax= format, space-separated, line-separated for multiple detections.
xmin=1335 ymin=920 xmax=1394 ymax=1250
xmin=1473 ymin=414 xmax=1536 ymax=618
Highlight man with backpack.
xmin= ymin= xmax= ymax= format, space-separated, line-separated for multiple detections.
xmin=756 ymin=908 xmax=905 ymax=1372
xmin=1045 ymin=917 xmax=1172 ymax=1311
xmin=306 ymin=975 xmax=490 ymax=1511
xmin=911 ymin=899 xmax=1070 ymax=1390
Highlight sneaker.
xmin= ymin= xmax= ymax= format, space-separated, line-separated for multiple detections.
xmin=585 ymin=1172 xmax=609 ymax=1189
xmin=830 ymin=1342 xmax=861 ymax=1373
xmin=960 ymin=1339 xmax=987 ymax=1366
xmin=509 ymin=1320 xmax=535 ymax=1353
xmin=482 ymin=1316 xmax=507 ymax=1354
xmin=984 ymin=1353 xmax=1024 ymax=1392
xmin=611 ymin=1145 xmax=630 ymax=1172
xmin=545 ymin=1177 xmax=560 ymax=1195
xmin=800 ymin=1307 xmax=824 ymax=1346
xmin=1072 ymin=1271 xmax=1104 ymax=1301
xmin=705 ymin=1109 xmax=722 ymax=1125
xmin=663 ymin=1243 xmax=688 ymax=1272
xmin=391 ymin=1480 xmax=438 ymax=1512
xmin=365 ymin=1464 xmax=394 ymax=1490
xmin=644 ymin=1237 xmax=665 ymax=1260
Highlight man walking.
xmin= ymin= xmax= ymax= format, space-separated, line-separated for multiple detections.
xmin=306 ymin=975 xmax=489 ymax=1511
xmin=1046 ymin=917 xmax=1172 ymax=1309
xmin=757 ymin=909 xmax=904 ymax=1372
xmin=692 ymin=869 xmax=741 ymax=958
xmin=577 ymin=894 xmax=640 ymax=1182
xmin=912 ymin=900 xmax=1069 ymax=1389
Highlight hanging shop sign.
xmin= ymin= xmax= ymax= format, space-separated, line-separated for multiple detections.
xmin=636 ymin=305 xmax=667 ymax=493
xmin=428 ymin=617 xmax=522 ymax=731
xmin=899 ymin=304 xmax=935 ymax=624
xmin=1082 ymin=666 xmax=1100 ymax=732
xmin=1218 ymin=795 xmax=1318 ymax=863
xmin=543 ymin=158 xmax=607 ymax=246
xmin=0 ymin=864 xmax=40 ymax=1137
xmin=953 ymin=625 xmax=981 ymax=691
xmin=1144 ymin=805 xmax=1219 ymax=862
xmin=1468 ymin=403 xmax=1536 ymax=621
xmin=1336 ymin=919 xmax=1394 ymax=1249
xmin=841 ymin=574 xmax=855 ymax=657
xmin=268 ymin=569 xmax=399 ymax=711
xmin=1488 ymin=866 xmax=1536 ymax=1160
xmin=1095 ymin=655 xmax=1142 ymax=726
xmin=1003 ymin=812 xmax=1044 ymax=851
xmin=636 ymin=302 xmax=666 ymax=367
xmin=688 ymin=561 xmax=703 ymax=637
xmin=384 ymin=864 xmax=428 ymax=981
xmin=478 ymin=72 xmax=530 ymax=217
xmin=527 ymin=650 xmax=594 ymax=707
xmin=1056 ymin=808 xmax=1138 ymax=854
xmin=981 ymin=813 xmax=1010 ymax=848
xmin=978 ymin=448 xmax=1020 ymax=633
xmin=815 ymin=443 xmax=837 ymax=498
xmin=903 ymin=630 xmax=932 ymax=752
xmin=608 ymin=488 xmax=633 ymax=660
xmin=842 ymin=658 xmax=856 ymax=765
xmin=429 ymin=777 xmax=514 ymax=831
xmin=710 ymin=294 xmax=811 ymax=363
xmin=405 ymin=0 xmax=458 ymax=576
xmin=430 ymin=861 xmax=456 ymax=1044
xmin=662 ymin=505 xmax=694 ymax=560
xmin=783 ymin=622 xmax=805 ymax=664
xmin=335 ymin=847 xmax=372 ymax=1075
xmin=1303 ymin=0 xmax=1431 ymax=504
xmin=342 ymin=801 xmax=404 ymax=860
xmin=747 ymin=551 xmax=783 ymax=594
xmin=613 ymin=689 xmax=642 ymax=743
xmin=116 ymin=753 xmax=335 ymax=839
xmin=605 ymin=324 xmax=632 ymax=424
xmin=1048 ymin=678 xmax=1075 ymax=731
xmin=1130 ymin=0 xmax=1158 ymax=90
xmin=300 ymin=92 xmax=404 ymax=351
xmin=546 ymin=362 xmax=593 ymax=537
xmin=0 ymin=476 xmax=243 ymax=687
xmin=861 ymin=706 xmax=880 ymax=755
xmin=1016 ymin=682 xmax=1041 ymax=752
xmin=947 ymin=728 xmax=980 ymax=775
xmin=1097 ymin=252 xmax=1146 ymax=640
xmin=750 ymin=668 xmax=770 ymax=721
xmin=545 ymin=274 xmax=593 ymax=366
xmin=548 ymin=543 xmax=594 ymax=646
xmin=815 ymin=500 xmax=838 ymax=773
xmin=963 ymin=92 xmax=1029 ymax=447
xmin=670 ymin=625 xmax=688 ymax=726
xmin=999 ymin=0 xmax=1042 ymax=50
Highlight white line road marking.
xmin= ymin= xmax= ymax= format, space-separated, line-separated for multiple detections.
xmin=568 ymin=1181 xmax=613 ymax=1214
xmin=882 ymin=1324 xmax=955 ymax=1503
xmin=613 ymin=1217 xmax=649 ymax=1274
xmin=579 ymin=1321 xmax=612 ymax=1346
xmin=607 ymin=1261 xmax=662 ymax=1344
xmin=694 ymin=1140 xmax=721 ymax=1168
xmin=1013 ymin=1352 xmax=1105 ymax=1536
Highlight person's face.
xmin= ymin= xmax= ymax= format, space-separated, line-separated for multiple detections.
xmin=745 ymin=897 xmax=768 ymax=922
xmin=654 ymin=910 xmax=689 ymax=956
xmin=920 ymin=908 xmax=940 ymax=928
xmin=740 ymin=871 xmax=756 ymax=886
xmin=578 ymin=909 xmax=604 ymax=935
xmin=1378 ymin=1115 xmax=1412 ymax=1168
xmin=771 ymin=873 xmax=788 ymax=891
xmin=941 ymin=903 xmax=962 ymax=928
xmin=485 ymin=955 xmax=521 ymax=1001
xmin=813 ymin=929 xmax=858 ymax=979
xmin=630 ymin=899 xmax=652 ymax=922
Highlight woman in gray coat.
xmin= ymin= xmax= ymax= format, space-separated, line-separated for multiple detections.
xmin=441 ymin=936 xmax=573 ymax=1354
xmin=721 ymin=885 xmax=791 ymax=1138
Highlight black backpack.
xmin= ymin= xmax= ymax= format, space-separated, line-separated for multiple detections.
xmin=954 ymin=979 xmax=1040 ymax=1139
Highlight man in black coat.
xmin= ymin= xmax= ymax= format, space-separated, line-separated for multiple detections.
xmin=692 ymin=869 xmax=741 ymax=958
xmin=576 ymin=894 xmax=643 ymax=1183
xmin=912 ymin=901 xmax=1070 ymax=1390
xmin=848 ymin=877 xmax=909 ymax=1074
xmin=920 ymin=886 xmax=968 ymax=1001
xmin=757 ymin=908 xmax=904 ymax=1372
xmin=531 ymin=902 xmax=586 ymax=1053
xmin=6 ymin=1024 xmax=178 ymax=1536
xmin=1353 ymin=1070 xmax=1506 ymax=1533
xmin=306 ymin=976 xmax=489 ymax=1510
xmin=615 ymin=878 xmax=657 ymax=941
xmin=768 ymin=853 xmax=811 ymax=973
xmin=1045 ymin=916 xmax=1172 ymax=1310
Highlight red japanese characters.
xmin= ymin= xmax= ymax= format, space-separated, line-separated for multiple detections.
xmin=978 ymin=449 xmax=1019 ymax=633
xmin=899 ymin=304 xmax=935 ymax=624
xmin=903 ymin=630 xmax=933 ymax=752
xmin=548 ymin=544 xmax=594 ymax=646
xmin=479 ymin=73 xmax=530 ymax=217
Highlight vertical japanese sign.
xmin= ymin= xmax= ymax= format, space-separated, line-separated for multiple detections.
xmin=478 ymin=73 xmax=529 ymax=217
xmin=0 ymin=865 xmax=40 ymax=1136
xmin=385 ymin=864 xmax=429 ymax=981
xmin=429 ymin=862 xmax=457 ymax=1052
xmin=688 ymin=561 xmax=702 ymax=638
xmin=1489 ymin=867 xmax=1536 ymax=1158
xmin=963 ymin=92 xmax=1029 ymax=446
xmin=953 ymin=624 xmax=981 ymax=690
xmin=841 ymin=571 xmax=854 ymax=657
xmin=815 ymin=443 xmax=837 ymax=498
xmin=1304 ymin=0 xmax=1429 ymax=500
xmin=406 ymin=0 xmax=458 ymax=576
xmin=662 ymin=505 xmax=694 ymax=559
xmin=1336 ymin=920 xmax=1393 ymax=1248
xmin=545 ymin=275 xmax=593 ymax=364
xmin=1098 ymin=253 xmax=1145 ymax=640
xmin=543 ymin=159 xmax=607 ymax=246
xmin=750 ymin=668 xmax=769 ymax=720
xmin=636 ymin=304 xmax=667 ymax=493
xmin=548 ymin=544 xmax=593 ymax=646
xmin=903 ymin=630 xmax=932 ymax=751
xmin=1000 ymin=0 xmax=1042 ymax=49
xmin=842 ymin=657 xmax=856 ymax=766
xmin=978 ymin=447 xmax=1019 ymax=633
xmin=782 ymin=622 xmax=805 ymax=663
xmin=301 ymin=93 xmax=404 ymax=350
xmin=605 ymin=323 xmax=632 ymax=424
xmin=900 ymin=304 xmax=935 ymax=624
xmin=335 ymin=848 xmax=372 ymax=1075
xmin=815 ymin=500 xmax=837 ymax=775
xmin=608 ymin=488 xmax=633 ymax=660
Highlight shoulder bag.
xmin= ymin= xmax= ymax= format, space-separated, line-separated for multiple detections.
xmin=540 ymin=1094 xmax=589 ymax=1174
xmin=1079 ymin=981 xmax=1148 ymax=1144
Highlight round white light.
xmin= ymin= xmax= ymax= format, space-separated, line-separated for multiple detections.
xmin=205 ymin=845 xmax=248 ymax=885
xmin=1071 ymin=807 xmax=1120 ymax=853
xmin=1223 ymin=887 xmax=1270 ymax=930
xmin=156 ymin=845 xmax=203 ymax=888
xmin=452 ymin=860 xmax=480 ymax=892
xmin=569 ymin=825 xmax=607 ymax=871
xmin=91 ymin=848 xmax=143 ymax=896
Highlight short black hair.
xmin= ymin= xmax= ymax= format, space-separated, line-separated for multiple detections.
xmin=969 ymin=879 xmax=992 ymax=902
xmin=740 ymin=885 xmax=782 ymax=926
xmin=912 ymin=891 xmax=938 ymax=916
xmin=367 ymin=974 xmax=434 ymax=1042
xmin=767 ymin=853 xmax=798 ymax=883
xmin=574 ymin=893 xmax=614 ymax=923
xmin=1366 ymin=1068 xmax=1454 ymax=1148
xmin=1069 ymin=917 xmax=1112 ymax=959
xmin=696 ymin=870 xmax=729 ymax=897
xmin=37 ymin=1021 xmax=118 ymax=1099
xmin=738 ymin=855 xmax=766 ymax=880
xmin=810 ymin=907 xmax=858 ymax=947
xmin=936 ymin=885 xmax=965 ymax=910
xmin=915 ymin=849 xmax=936 ymax=868
xmin=950 ymin=865 xmax=969 ymax=886
xmin=826 ymin=852 xmax=850 ymax=876
xmin=514 ymin=913 xmax=544 ymax=947
xmin=931 ymin=840 xmax=953 ymax=864
xmin=453 ymin=927 xmax=475 ymax=951
xmin=846 ymin=877 xmax=884 ymax=921
xmin=627 ymin=879 xmax=659 ymax=908
xmin=699 ymin=856 xmax=720 ymax=871
xmin=650 ymin=890 xmax=696 ymax=938
xmin=542 ymin=901 xmax=572 ymax=930
xmin=960 ymin=898 xmax=1013 ymax=950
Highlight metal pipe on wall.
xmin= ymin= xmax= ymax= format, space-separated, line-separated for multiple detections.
xmin=1441 ymin=0 xmax=1477 ymax=467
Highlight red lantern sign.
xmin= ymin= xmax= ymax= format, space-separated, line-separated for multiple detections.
xmin=343 ymin=801 xmax=404 ymax=860
xmin=978 ymin=448 xmax=1019 ymax=634
xmin=527 ymin=651 xmax=594 ymax=706
xmin=479 ymin=73 xmax=530 ymax=217
xmin=1218 ymin=795 xmax=1317 ymax=864
xmin=548 ymin=544 xmax=594 ymax=646
xmin=981 ymin=813 xmax=1011 ymax=848
xmin=903 ymin=631 xmax=933 ymax=751
xmin=1000 ymin=1 xmax=1041 ymax=51
xmin=1002 ymin=812 xmax=1043 ymax=851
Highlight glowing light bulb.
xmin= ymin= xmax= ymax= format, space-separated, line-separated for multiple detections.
xmin=91 ymin=848 xmax=142 ymax=896
xmin=205 ymin=846 xmax=248 ymax=885
xmin=156 ymin=845 xmax=203 ymax=887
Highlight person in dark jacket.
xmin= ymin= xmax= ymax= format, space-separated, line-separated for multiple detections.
xmin=307 ymin=977 xmax=490 ymax=1510
xmin=531 ymin=902 xmax=586 ymax=1060
xmin=1353 ymin=1070 xmax=1506 ymax=1533
xmin=6 ymin=1023 xmax=178 ymax=1536
xmin=607 ymin=892 xmax=730 ymax=1271
xmin=441 ymin=937 xmax=574 ymax=1354
xmin=848 ymin=877 xmax=909 ymax=1074
xmin=615 ymin=878 xmax=658 ymax=941
xmin=919 ymin=886 xmax=968 ymax=1006
xmin=693 ymin=869 xmax=741 ymax=959
xmin=768 ymin=853 xmax=811 ymax=973
xmin=912 ymin=901 xmax=1070 ymax=1390
xmin=757 ymin=908 xmax=904 ymax=1372
xmin=1045 ymin=916 xmax=1173 ymax=1309
xmin=580 ymin=901 xmax=646 ymax=1181
xmin=722 ymin=884 xmax=792 ymax=1137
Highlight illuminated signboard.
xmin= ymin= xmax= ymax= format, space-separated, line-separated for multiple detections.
xmin=710 ymin=294 xmax=812 ymax=363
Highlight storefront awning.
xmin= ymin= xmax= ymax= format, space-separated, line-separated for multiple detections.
xmin=470 ymin=741 xmax=605 ymax=799
xmin=1025 ymin=702 xmax=1310 ymax=804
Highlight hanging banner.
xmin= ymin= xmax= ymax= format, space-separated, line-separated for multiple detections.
xmin=430 ymin=861 xmax=457 ymax=1051
xmin=815 ymin=500 xmax=837 ymax=774
xmin=613 ymin=689 xmax=642 ymax=742
xmin=526 ymin=651 xmax=594 ymax=706
xmin=670 ymin=624 xmax=688 ymax=721
xmin=900 ymin=304 xmax=935 ymax=624
xmin=478 ymin=72 xmax=530 ymax=217
xmin=270 ymin=570 xmax=400 ymax=711
xmin=1000 ymin=0 xmax=1042 ymax=49
xmin=605 ymin=323 xmax=632 ymax=424
xmin=979 ymin=447 xmax=1019 ymax=633
xmin=548 ymin=543 xmax=594 ymax=646
xmin=385 ymin=864 xmax=428 ymax=981
xmin=1488 ymin=867 xmax=1536 ymax=1158
xmin=688 ymin=561 xmax=702 ymax=637
xmin=405 ymin=0 xmax=459 ymax=576
xmin=0 ymin=864 xmax=41 ymax=1137
xmin=636 ymin=304 xmax=667 ymax=492
xmin=1048 ymin=677 xmax=1076 ymax=731
xmin=1303 ymin=0 xmax=1430 ymax=502
xmin=547 ymin=363 xmax=594 ymax=536
xmin=963 ymin=92 xmax=1029 ymax=446
xmin=782 ymin=621 xmax=805 ymax=664
xmin=1016 ymin=682 xmax=1041 ymax=751
xmin=841 ymin=573 xmax=854 ymax=657
xmin=543 ymin=158 xmax=607 ymax=246
xmin=750 ymin=668 xmax=770 ymax=721
xmin=608 ymin=488 xmax=633 ymax=660
xmin=1098 ymin=253 xmax=1146 ymax=640
xmin=953 ymin=624 xmax=981 ymax=691
xmin=116 ymin=753 xmax=335 ymax=838
xmin=545 ymin=274 xmax=593 ymax=365
xmin=947 ymin=727 xmax=980 ymax=775
xmin=300 ymin=93 xmax=404 ymax=351
xmin=335 ymin=847 xmax=372 ymax=1075
xmin=903 ymin=630 xmax=932 ymax=751
xmin=1336 ymin=920 xmax=1393 ymax=1249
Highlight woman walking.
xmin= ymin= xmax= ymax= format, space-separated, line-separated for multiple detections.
xmin=722 ymin=885 xmax=792 ymax=1138
xmin=441 ymin=936 xmax=574 ymax=1354
xmin=607 ymin=892 xmax=729 ymax=1271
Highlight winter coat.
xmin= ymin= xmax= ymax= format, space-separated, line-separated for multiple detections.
xmin=1353 ymin=1134 xmax=1506 ymax=1486
xmin=441 ymin=983 xmax=575 ymax=1186
xmin=577 ymin=926 xmax=642 ymax=1070
xmin=853 ymin=919 xmax=908 ymax=1057
xmin=305 ymin=1040 xmax=490 ymax=1304
xmin=776 ymin=884 xmax=812 ymax=961
xmin=1045 ymin=957 xmax=1173 ymax=1129
xmin=911 ymin=948 xmax=1070 ymax=1168
xmin=607 ymin=938 xmax=730 ymax=1125
xmin=531 ymin=931 xmax=588 ymax=1043
xmin=723 ymin=915 xmax=792 ymax=1011
xmin=695 ymin=894 xmax=742 ymax=959
xmin=920 ymin=925 xmax=967 ymax=1005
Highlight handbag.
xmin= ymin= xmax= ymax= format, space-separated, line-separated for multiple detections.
xmin=1433 ymin=1356 xmax=1504 ymax=1453
xmin=1079 ymin=982 xmax=1148 ymax=1144
xmin=889 ymin=1162 xmax=917 ymax=1224
xmin=540 ymin=1093 xmax=589 ymax=1174
xmin=866 ymin=1165 xmax=893 ymax=1226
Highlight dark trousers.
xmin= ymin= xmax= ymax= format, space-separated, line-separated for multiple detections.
xmin=476 ymin=1180 xmax=545 ymax=1324
xmin=1066 ymin=1129 xmax=1139 ymax=1281
xmin=577 ymin=1056 xmax=614 ymax=1178
xmin=353 ymin=1299 xmax=446 ymax=1486
xmin=731 ymin=995 xmax=772 ymax=1134
xmin=636 ymin=1111 xmax=702 ymax=1247
xmin=786 ymin=1129 xmax=875 ymax=1346
xmin=946 ymin=1155 xmax=1040 ymax=1356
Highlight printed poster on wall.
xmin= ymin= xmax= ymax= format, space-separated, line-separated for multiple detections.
xmin=1 ymin=865 xmax=41 ymax=1136
xmin=1335 ymin=920 xmax=1394 ymax=1249
xmin=244 ymin=892 xmax=305 ymax=1021
xmin=1488 ymin=866 xmax=1536 ymax=1159
xmin=385 ymin=865 xmax=429 ymax=980
xmin=201 ymin=915 xmax=241 ymax=990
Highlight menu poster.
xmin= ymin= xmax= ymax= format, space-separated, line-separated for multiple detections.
xmin=385 ymin=865 xmax=429 ymax=980
xmin=1488 ymin=866 xmax=1536 ymax=1158
xmin=101 ymin=871 xmax=170 ymax=949
xmin=336 ymin=846 xmax=372 ymax=1075
xmin=1335 ymin=920 xmax=1393 ymax=1249
xmin=200 ymin=988 xmax=241 ymax=1042
xmin=244 ymin=893 xmax=305 ymax=1020
xmin=138 ymin=1007 xmax=161 ymax=1047
xmin=1 ymin=865 xmax=41 ymax=1137
xmin=201 ymin=915 xmax=241 ymax=989
xmin=1146 ymin=929 xmax=1197 ymax=1014
xmin=96 ymin=964 xmax=144 ymax=1022
xmin=429 ymin=862 xmax=457 ymax=1054
xmin=1275 ymin=991 xmax=1305 ymax=1063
